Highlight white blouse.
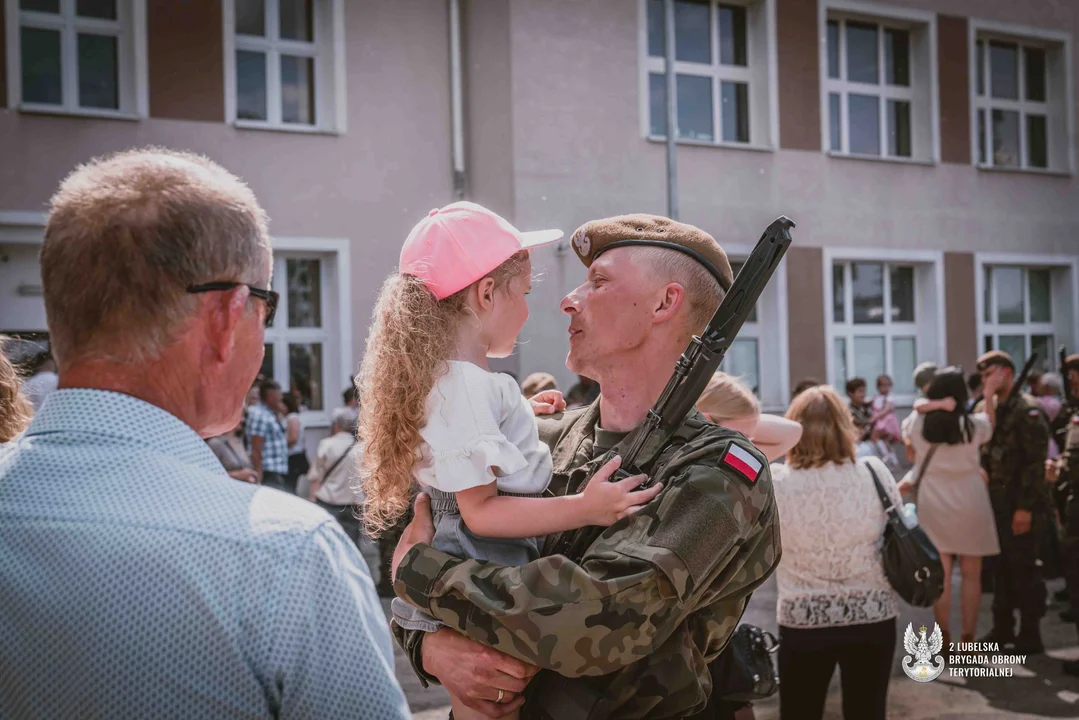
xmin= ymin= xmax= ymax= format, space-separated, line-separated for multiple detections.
xmin=771 ymin=456 xmax=903 ymax=628
xmin=414 ymin=361 xmax=552 ymax=495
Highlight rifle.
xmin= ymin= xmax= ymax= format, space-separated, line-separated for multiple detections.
xmin=556 ymin=216 xmax=794 ymax=561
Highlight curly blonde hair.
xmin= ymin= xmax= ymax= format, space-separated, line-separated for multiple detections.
xmin=0 ymin=338 xmax=33 ymax=443
xmin=357 ymin=252 xmax=529 ymax=537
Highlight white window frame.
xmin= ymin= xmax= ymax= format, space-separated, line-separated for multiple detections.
xmin=969 ymin=20 xmax=1075 ymax=175
xmin=818 ymin=0 xmax=938 ymax=164
xmin=223 ymin=0 xmax=347 ymax=134
xmin=4 ymin=0 xmax=148 ymax=118
xmin=264 ymin=237 xmax=352 ymax=428
xmin=824 ymin=248 xmax=945 ymax=406
xmin=721 ymin=244 xmax=789 ymax=412
xmin=975 ymin=253 xmax=1079 ymax=369
xmin=637 ymin=0 xmax=779 ymax=151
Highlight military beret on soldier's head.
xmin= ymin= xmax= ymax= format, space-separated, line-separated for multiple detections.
xmin=1064 ymin=354 xmax=1079 ymax=373
xmin=568 ymin=214 xmax=734 ymax=292
xmin=976 ymin=350 xmax=1015 ymax=373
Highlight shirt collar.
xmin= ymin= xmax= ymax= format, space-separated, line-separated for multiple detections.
xmin=26 ymin=389 xmax=225 ymax=475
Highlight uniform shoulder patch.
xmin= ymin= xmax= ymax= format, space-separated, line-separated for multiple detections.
xmin=722 ymin=443 xmax=762 ymax=484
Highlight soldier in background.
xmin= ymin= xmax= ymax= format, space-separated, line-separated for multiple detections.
xmin=1052 ymin=355 xmax=1079 ymax=615
xmin=977 ymin=350 xmax=1050 ymax=654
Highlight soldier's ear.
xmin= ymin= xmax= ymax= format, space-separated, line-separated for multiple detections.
xmin=651 ymin=283 xmax=686 ymax=325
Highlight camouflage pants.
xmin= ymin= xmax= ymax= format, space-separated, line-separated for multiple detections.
xmin=992 ymin=507 xmax=1047 ymax=636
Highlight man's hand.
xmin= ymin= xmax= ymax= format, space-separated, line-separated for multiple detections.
xmin=1046 ymin=459 xmax=1061 ymax=484
xmin=1012 ymin=508 xmax=1033 ymax=535
xmin=392 ymin=493 xmax=436 ymax=583
xmin=529 ymin=390 xmax=566 ymax=416
xmin=228 ymin=468 xmax=259 ymax=484
xmin=421 ymin=628 xmax=537 ymax=717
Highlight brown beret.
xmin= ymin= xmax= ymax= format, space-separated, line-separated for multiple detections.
xmin=1064 ymin=354 xmax=1079 ymax=373
xmin=568 ymin=214 xmax=733 ymax=291
xmin=976 ymin=350 xmax=1015 ymax=373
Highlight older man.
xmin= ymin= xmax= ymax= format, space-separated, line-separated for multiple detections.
xmin=391 ymin=215 xmax=780 ymax=719
xmin=0 ymin=149 xmax=408 ymax=718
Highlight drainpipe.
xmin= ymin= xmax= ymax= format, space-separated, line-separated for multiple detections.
xmin=449 ymin=0 xmax=466 ymax=199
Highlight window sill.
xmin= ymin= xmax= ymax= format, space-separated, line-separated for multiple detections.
xmin=975 ymin=164 xmax=1072 ymax=178
xmin=646 ymin=135 xmax=775 ymax=153
xmin=300 ymin=410 xmax=331 ymax=428
xmin=234 ymin=120 xmax=341 ymax=136
xmin=18 ymin=104 xmax=141 ymax=122
xmin=826 ymin=151 xmax=934 ymax=167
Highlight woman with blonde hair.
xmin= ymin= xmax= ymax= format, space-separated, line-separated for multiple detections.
xmin=0 ymin=338 xmax=33 ymax=443
xmin=771 ymin=385 xmax=903 ymax=720
xmin=696 ymin=372 xmax=802 ymax=460
xmin=358 ymin=203 xmax=660 ymax=720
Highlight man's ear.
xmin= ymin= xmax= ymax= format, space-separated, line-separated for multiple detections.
xmin=204 ymin=286 xmax=250 ymax=362
xmin=652 ymin=282 xmax=686 ymax=325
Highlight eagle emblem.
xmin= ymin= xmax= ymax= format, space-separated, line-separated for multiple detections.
xmin=571 ymin=231 xmax=591 ymax=257
xmin=902 ymin=622 xmax=945 ymax=682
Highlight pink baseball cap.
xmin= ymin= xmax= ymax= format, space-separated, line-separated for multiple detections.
xmin=400 ymin=202 xmax=563 ymax=300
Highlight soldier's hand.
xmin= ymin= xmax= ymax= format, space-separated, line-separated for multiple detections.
xmin=579 ymin=456 xmax=664 ymax=526
xmin=421 ymin=628 xmax=536 ymax=717
xmin=1046 ymin=459 xmax=1061 ymax=483
xmin=1012 ymin=508 xmax=1033 ymax=535
xmin=392 ymin=493 xmax=435 ymax=583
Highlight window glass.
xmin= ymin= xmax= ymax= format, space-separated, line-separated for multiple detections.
xmin=236 ymin=51 xmax=268 ymax=120
xmin=1027 ymin=115 xmax=1047 ymax=169
xmin=647 ymin=0 xmax=665 ymax=58
xmin=261 ymin=343 xmax=274 ymax=381
xmin=279 ymin=0 xmax=313 ymax=42
xmin=21 ymin=27 xmax=62 ymax=105
xmin=884 ymin=28 xmax=909 ymax=86
xmin=725 ymin=339 xmax=760 ymax=396
xmin=994 ymin=267 xmax=1024 ymax=324
xmin=851 ymin=262 xmax=884 ymax=324
xmin=892 ymin=337 xmax=917 ymax=394
xmin=721 ymin=81 xmax=749 ymax=143
xmin=76 ymin=0 xmax=116 ymax=19
xmin=889 ymin=266 xmax=914 ymax=322
xmin=78 ymin=34 xmax=119 ymax=110
xmin=677 ymin=74 xmax=714 ymax=141
xmin=1028 ymin=268 xmax=1051 ymax=323
xmin=848 ymin=94 xmax=880 ymax=155
xmin=1024 ymin=46 xmax=1046 ymax=102
xmin=1031 ymin=335 xmax=1054 ymax=370
xmin=20 ymin=0 xmax=59 ymax=12
xmin=287 ymin=259 xmax=322 ymax=328
xmin=854 ymin=336 xmax=886 ymax=382
xmin=281 ymin=55 xmax=315 ymax=125
xmin=888 ymin=100 xmax=911 ymax=157
xmin=846 ymin=22 xmax=878 ymax=84
xmin=998 ymin=335 xmax=1026 ymax=362
xmin=674 ymin=0 xmax=711 ymax=64
xmin=991 ymin=109 xmax=1019 ymax=167
xmin=289 ymin=343 xmax=324 ymax=411
xmin=832 ymin=263 xmax=845 ymax=322
xmin=236 ymin=0 xmax=266 ymax=36
xmin=827 ymin=21 xmax=840 ymax=79
xmin=829 ymin=93 xmax=842 ymax=151
xmin=976 ymin=40 xmax=985 ymax=96
xmin=649 ymin=73 xmax=667 ymax=136
xmin=989 ymin=41 xmax=1018 ymax=100
xmin=983 ymin=265 xmax=992 ymax=322
xmin=719 ymin=4 xmax=747 ymax=67
xmin=833 ymin=338 xmax=848 ymax=389
xmin=977 ymin=109 xmax=987 ymax=165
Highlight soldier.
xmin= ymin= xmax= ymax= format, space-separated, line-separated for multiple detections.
xmin=977 ymin=350 xmax=1051 ymax=654
xmin=1049 ymin=405 xmax=1079 ymax=674
xmin=391 ymin=215 xmax=781 ymax=719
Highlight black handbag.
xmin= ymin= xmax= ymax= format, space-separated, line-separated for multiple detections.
xmin=711 ymin=623 xmax=779 ymax=703
xmin=864 ymin=460 xmax=945 ymax=607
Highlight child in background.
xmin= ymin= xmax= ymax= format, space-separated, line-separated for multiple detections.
xmin=357 ymin=203 xmax=662 ymax=720
xmin=871 ymin=374 xmax=902 ymax=469
xmin=696 ymin=372 xmax=803 ymax=461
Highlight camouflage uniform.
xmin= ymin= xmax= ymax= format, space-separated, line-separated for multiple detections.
xmin=393 ymin=402 xmax=780 ymax=719
xmin=1057 ymin=414 xmax=1079 ymax=653
xmin=980 ymin=391 xmax=1051 ymax=645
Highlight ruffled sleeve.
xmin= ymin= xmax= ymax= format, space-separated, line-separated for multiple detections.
xmin=416 ymin=363 xmax=530 ymax=493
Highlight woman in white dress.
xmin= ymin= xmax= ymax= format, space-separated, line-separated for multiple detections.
xmin=901 ymin=366 xmax=999 ymax=650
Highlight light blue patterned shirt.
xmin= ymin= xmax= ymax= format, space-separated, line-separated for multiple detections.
xmin=245 ymin=402 xmax=289 ymax=475
xmin=0 ymin=389 xmax=409 ymax=719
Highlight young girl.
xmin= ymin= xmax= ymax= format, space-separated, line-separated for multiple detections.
xmin=870 ymin=374 xmax=902 ymax=469
xmin=358 ymin=202 xmax=661 ymax=720
xmin=696 ymin=372 xmax=803 ymax=461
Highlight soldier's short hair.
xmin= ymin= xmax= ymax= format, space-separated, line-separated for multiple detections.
xmin=1064 ymin=354 xmax=1079 ymax=374
xmin=976 ymin=350 xmax=1015 ymax=373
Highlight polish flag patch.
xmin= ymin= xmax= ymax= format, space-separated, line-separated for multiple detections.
xmin=723 ymin=444 xmax=762 ymax=483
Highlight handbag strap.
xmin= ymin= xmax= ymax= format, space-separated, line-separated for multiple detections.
xmin=911 ymin=444 xmax=939 ymax=503
xmin=321 ymin=441 xmax=356 ymax=487
xmin=862 ymin=459 xmax=900 ymax=523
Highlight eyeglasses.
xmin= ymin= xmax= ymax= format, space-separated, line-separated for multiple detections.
xmin=187 ymin=282 xmax=279 ymax=328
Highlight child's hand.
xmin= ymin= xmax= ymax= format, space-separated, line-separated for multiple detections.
xmin=938 ymin=397 xmax=957 ymax=412
xmin=530 ymin=390 xmax=567 ymax=416
xmin=579 ymin=456 xmax=664 ymax=526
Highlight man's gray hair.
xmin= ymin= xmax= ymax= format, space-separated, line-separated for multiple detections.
xmin=633 ymin=246 xmax=725 ymax=333
xmin=40 ymin=148 xmax=271 ymax=365
xmin=333 ymin=406 xmax=359 ymax=434
xmin=1040 ymin=372 xmax=1063 ymax=397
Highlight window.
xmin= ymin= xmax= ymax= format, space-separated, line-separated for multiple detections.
xmin=227 ymin=0 xmax=343 ymax=131
xmin=823 ymin=9 xmax=934 ymax=162
xmin=10 ymin=0 xmax=141 ymax=115
xmin=982 ymin=266 xmax=1056 ymax=369
xmin=643 ymin=0 xmax=775 ymax=147
xmin=974 ymin=30 xmax=1068 ymax=172
xmin=831 ymin=261 xmax=918 ymax=396
xmin=720 ymin=260 xmax=759 ymax=395
xmin=262 ymin=255 xmax=330 ymax=412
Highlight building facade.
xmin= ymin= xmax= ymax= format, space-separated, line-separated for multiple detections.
xmin=1 ymin=0 xmax=1077 ymax=424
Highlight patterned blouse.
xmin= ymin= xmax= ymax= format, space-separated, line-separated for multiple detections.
xmin=771 ymin=456 xmax=903 ymax=628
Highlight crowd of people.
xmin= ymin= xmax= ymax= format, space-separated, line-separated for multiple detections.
xmin=0 ymin=146 xmax=1077 ymax=720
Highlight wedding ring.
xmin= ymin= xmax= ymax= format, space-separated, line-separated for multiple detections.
xmin=496 ymin=689 xmax=505 ymax=704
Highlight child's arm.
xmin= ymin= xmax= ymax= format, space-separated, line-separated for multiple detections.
xmin=750 ymin=415 xmax=803 ymax=461
xmin=454 ymin=456 xmax=664 ymax=538
xmin=913 ymin=397 xmax=956 ymax=413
